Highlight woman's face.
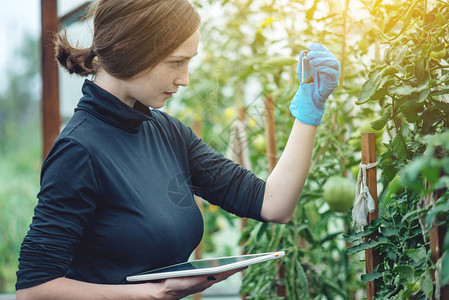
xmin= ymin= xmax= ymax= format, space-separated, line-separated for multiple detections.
xmin=121 ymin=29 xmax=200 ymax=108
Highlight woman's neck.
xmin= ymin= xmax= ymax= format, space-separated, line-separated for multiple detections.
xmin=93 ymin=69 xmax=136 ymax=107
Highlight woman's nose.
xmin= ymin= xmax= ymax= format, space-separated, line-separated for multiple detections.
xmin=174 ymin=69 xmax=189 ymax=86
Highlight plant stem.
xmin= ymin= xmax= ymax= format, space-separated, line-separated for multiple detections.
xmin=423 ymin=0 xmax=428 ymax=25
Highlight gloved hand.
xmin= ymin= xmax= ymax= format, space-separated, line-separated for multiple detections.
xmin=289 ymin=43 xmax=341 ymax=126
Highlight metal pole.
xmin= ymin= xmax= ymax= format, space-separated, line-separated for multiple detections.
xmin=41 ymin=0 xmax=60 ymax=159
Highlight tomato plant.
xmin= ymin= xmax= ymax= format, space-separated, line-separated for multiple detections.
xmin=347 ymin=0 xmax=449 ymax=299
xmin=170 ymin=0 xmax=449 ymax=299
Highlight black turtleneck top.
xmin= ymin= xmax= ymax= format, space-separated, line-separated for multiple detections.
xmin=16 ymin=80 xmax=266 ymax=289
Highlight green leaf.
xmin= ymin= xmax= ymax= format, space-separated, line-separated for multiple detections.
xmin=442 ymin=251 xmax=449 ymax=285
xmin=370 ymin=117 xmax=388 ymax=130
xmin=389 ymin=84 xmax=418 ymax=96
xmin=400 ymin=156 xmax=425 ymax=186
xmin=393 ymin=265 xmax=413 ymax=278
xmin=432 ymin=88 xmax=449 ymax=97
xmin=357 ymin=68 xmax=383 ymax=104
xmin=256 ymin=222 xmax=270 ymax=241
xmin=392 ymin=134 xmax=407 ymax=161
xmin=387 ymin=249 xmax=398 ymax=260
xmin=422 ymin=161 xmax=440 ymax=184
xmin=345 ymin=228 xmax=375 ymax=243
xmin=382 ymin=227 xmax=399 ymax=237
xmin=444 ymin=229 xmax=449 ymax=251
xmin=386 ymin=45 xmax=409 ymax=66
xmin=434 ymin=99 xmax=449 ymax=113
xmin=320 ymin=232 xmax=342 ymax=244
xmin=382 ymin=66 xmax=399 ymax=76
xmin=369 ymin=218 xmax=384 ymax=228
xmin=383 ymin=13 xmax=402 ymax=34
xmin=414 ymin=58 xmax=429 ymax=84
xmin=418 ymin=88 xmax=430 ymax=102
xmin=400 ymin=206 xmax=428 ymax=224
xmin=346 ymin=240 xmax=378 ymax=254
xmin=373 ymin=0 xmax=383 ymax=9
xmin=404 ymin=248 xmax=426 ymax=263
xmin=395 ymin=2 xmax=418 ymax=38
xmin=422 ymin=269 xmax=434 ymax=297
xmin=361 ymin=271 xmax=383 ymax=282
xmin=346 ymin=236 xmax=388 ymax=254
xmin=296 ymin=260 xmax=309 ymax=296
xmin=371 ymin=88 xmax=389 ymax=100
xmin=426 ymin=200 xmax=449 ymax=230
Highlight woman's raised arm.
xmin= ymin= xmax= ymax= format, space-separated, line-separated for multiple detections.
xmin=261 ymin=43 xmax=341 ymax=224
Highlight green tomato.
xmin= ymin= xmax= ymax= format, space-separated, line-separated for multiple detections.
xmin=252 ymin=134 xmax=266 ymax=152
xmin=323 ymin=175 xmax=355 ymax=213
xmin=384 ymin=175 xmax=405 ymax=203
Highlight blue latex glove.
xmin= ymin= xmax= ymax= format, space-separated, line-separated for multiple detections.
xmin=289 ymin=43 xmax=341 ymax=126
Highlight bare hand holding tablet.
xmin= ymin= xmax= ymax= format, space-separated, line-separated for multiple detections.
xmin=126 ymin=251 xmax=285 ymax=282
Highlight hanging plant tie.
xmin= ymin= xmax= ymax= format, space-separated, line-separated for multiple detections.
xmin=352 ymin=162 xmax=378 ymax=231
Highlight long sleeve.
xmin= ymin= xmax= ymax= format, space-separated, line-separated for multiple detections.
xmin=16 ymin=138 xmax=100 ymax=290
xmin=185 ymin=126 xmax=267 ymax=222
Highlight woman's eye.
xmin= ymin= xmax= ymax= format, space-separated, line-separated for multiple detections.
xmin=172 ymin=61 xmax=181 ymax=66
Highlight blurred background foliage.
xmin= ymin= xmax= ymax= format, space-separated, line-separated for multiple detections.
xmin=1 ymin=0 xmax=448 ymax=298
xmin=0 ymin=32 xmax=41 ymax=292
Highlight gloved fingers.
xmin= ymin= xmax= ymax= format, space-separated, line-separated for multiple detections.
xmin=316 ymin=75 xmax=339 ymax=98
xmin=306 ymin=50 xmax=335 ymax=60
xmin=308 ymin=43 xmax=329 ymax=52
xmin=313 ymin=65 xmax=340 ymax=78
xmin=308 ymin=56 xmax=340 ymax=71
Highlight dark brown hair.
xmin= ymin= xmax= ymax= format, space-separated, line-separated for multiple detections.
xmin=55 ymin=0 xmax=201 ymax=78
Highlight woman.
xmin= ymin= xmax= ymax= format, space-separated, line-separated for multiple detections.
xmin=16 ymin=0 xmax=340 ymax=299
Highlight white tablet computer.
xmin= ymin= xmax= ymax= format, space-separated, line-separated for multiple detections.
xmin=126 ymin=251 xmax=285 ymax=282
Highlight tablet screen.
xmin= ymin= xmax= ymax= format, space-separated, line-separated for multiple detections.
xmin=138 ymin=253 xmax=270 ymax=276
xmin=126 ymin=251 xmax=285 ymax=282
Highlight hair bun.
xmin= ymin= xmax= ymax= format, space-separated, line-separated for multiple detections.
xmin=54 ymin=31 xmax=98 ymax=77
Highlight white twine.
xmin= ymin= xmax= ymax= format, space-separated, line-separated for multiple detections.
xmin=352 ymin=162 xmax=378 ymax=231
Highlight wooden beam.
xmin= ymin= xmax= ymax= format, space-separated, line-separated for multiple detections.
xmin=59 ymin=1 xmax=92 ymax=28
xmin=429 ymin=147 xmax=448 ymax=298
xmin=264 ymin=95 xmax=285 ymax=297
xmin=265 ymin=95 xmax=277 ymax=172
xmin=41 ymin=0 xmax=60 ymax=159
xmin=361 ymin=133 xmax=380 ymax=300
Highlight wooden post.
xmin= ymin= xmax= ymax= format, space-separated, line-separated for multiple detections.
xmin=264 ymin=94 xmax=285 ymax=297
xmin=429 ymin=189 xmax=448 ymax=299
xmin=361 ymin=133 xmax=380 ymax=300
xmin=59 ymin=1 xmax=92 ymax=28
xmin=340 ymin=0 xmax=350 ymax=87
xmin=238 ymin=105 xmax=249 ymax=250
xmin=237 ymin=106 xmax=248 ymax=300
xmin=265 ymin=95 xmax=277 ymax=172
xmin=429 ymin=146 xmax=448 ymax=298
xmin=41 ymin=0 xmax=60 ymax=159
xmin=193 ymin=118 xmax=203 ymax=300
